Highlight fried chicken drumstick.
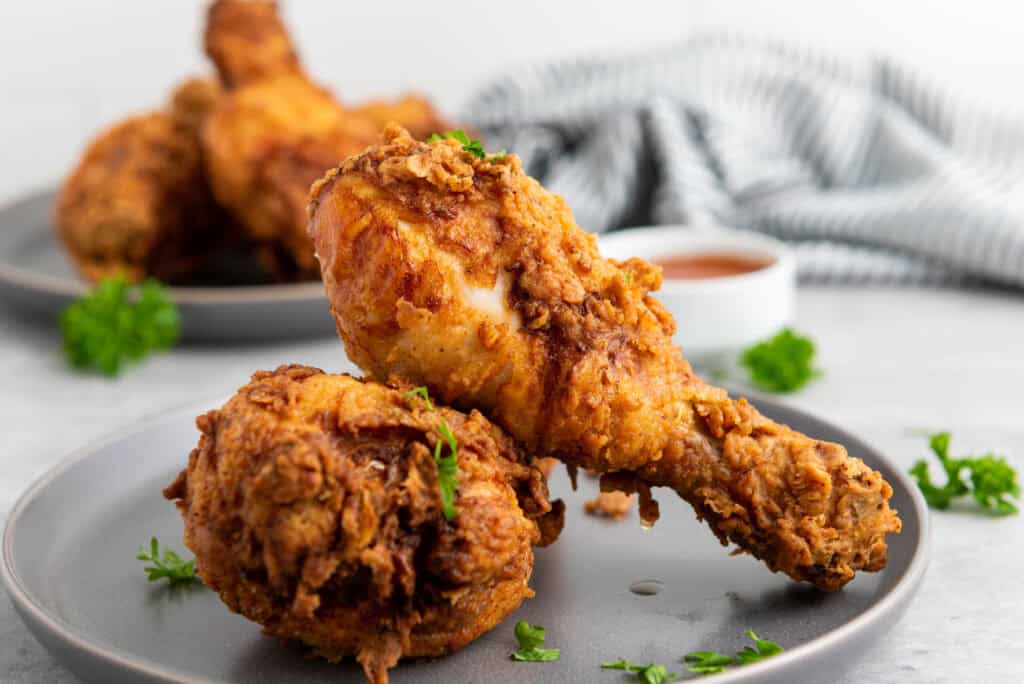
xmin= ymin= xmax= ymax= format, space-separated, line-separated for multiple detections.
xmin=55 ymin=78 xmax=228 ymax=283
xmin=308 ymin=125 xmax=902 ymax=592
xmin=201 ymin=0 xmax=376 ymax=279
xmin=165 ymin=365 xmax=563 ymax=684
xmin=202 ymin=0 xmax=452 ymax=279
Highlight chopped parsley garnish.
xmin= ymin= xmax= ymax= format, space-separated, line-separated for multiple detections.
xmin=682 ymin=630 xmax=784 ymax=676
xmin=739 ymin=328 xmax=819 ymax=393
xmin=403 ymin=386 xmax=459 ymax=520
xmin=61 ymin=276 xmax=179 ymax=376
xmin=462 ymin=138 xmax=487 ymax=159
xmin=602 ymin=659 xmax=633 ymax=670
xmin=403 ymin=385 xmax=434 ymax=411
xmin=682 ymin=651 xmax=734 ymax=675
xmin=601 ymin=659 xmax=677 ymax=683
xmin=511 ymin=621 xmax=561 ymax=662
xmin=734 ymin=630 xmax=784 ymax=664
xmin=136 ymin=537 xmax=199 ymax=587
xmin=910 ymin=432 xmax=1019 ymax=515
xmin=435 ymin=419 xmax=459 ymax=521
xmin=425 ymin=129 xmax=506 ymax=162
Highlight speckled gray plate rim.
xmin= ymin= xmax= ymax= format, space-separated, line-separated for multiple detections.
xmin=0 ymin=188 xmax=336 ymax=341
xmin=1 ymin=395 xmax=930 ymax=684
xmin=0 ymin=188 xmax=324 ymax=303
xmin=1 ymin=403 xmax=228 ymax=684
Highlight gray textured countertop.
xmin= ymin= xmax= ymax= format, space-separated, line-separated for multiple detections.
xmin=2 ymin=287 xmax=1023 ymax=683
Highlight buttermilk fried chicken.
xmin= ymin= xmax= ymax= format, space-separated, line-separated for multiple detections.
xmin=308 ymin=125 xmax=902 ymax=592
xmin=54 ymin=78 xmax=231 ymax=283
xmin=164 ymin=365 xmax=562 ymax=684
xmin=201 ymin=0 xmax=453 ymax=279
xmin=204 ymin=0 xmax=302 ymax=88
xmin=201 ymin=0 xmax=376 ymax=278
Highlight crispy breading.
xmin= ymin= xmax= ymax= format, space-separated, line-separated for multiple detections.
xmin=201 ymin=1 xmax=375 ymax=277
xmin=308 ymin=124 xmax=902 ymax=592
xmin=584 ymin=490 xmax=634 ymax=519
xmin=201 ymin=1 xmax=453 ymax=278
xmin=204 ymin=0 xmax=301 ymax=88
xmin=201 ymin=74 xmax=377 ymax=277
xmin=54 ymin=78 xmax=232 ymax=283
xmin=165 ymin=365 xmax=563 ymax=684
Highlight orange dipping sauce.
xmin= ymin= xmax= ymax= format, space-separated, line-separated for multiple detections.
xmin=653 ymin=252 xmax=773 ymax=280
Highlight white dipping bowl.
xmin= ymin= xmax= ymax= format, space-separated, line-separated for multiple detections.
xmin=598 ymin=226 xmax=795 ymax=365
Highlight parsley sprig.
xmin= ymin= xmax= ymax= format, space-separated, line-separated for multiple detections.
xmin=740 ymin=328 xmax=819 ymax=393
xmin=403 ymin=386 xmax=459 ymax=520
xmin=511 ymin=621 xmax=561 ymax=662
xmin=135 ymin=537 xmax=199 ymax=587
xmin=601 ymin=659 xmax=677 ymax=683
xmin=403 ymin=385 xmax=434 ymax=411
xmin=425 ymin=129 xmax=506 ymax=162
xmin=734 ymin=630 xmax=784 ymax=664
xmin=682 ymin=630 xmax=784 ymax=676
xmin=434 ymin=420 xmax=459 ymax=521
xmin=61 ymin=276 xmax=180 ymax=376
xmin=910 ymin=432 xmax=1019 ymax=515
xmin=682 ymin=652 xmax=734 ymax=675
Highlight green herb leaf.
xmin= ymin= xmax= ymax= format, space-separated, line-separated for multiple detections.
xmin=425 ymin=129 xmax=506 ymax=162
xmin=403 ymin=386 xmax=435 ymax=412
xmin=683 ymin=651 xmax=735 ymax=675
xmin=739 ymin=328 xmax=819 ymax=393
xmin=434 ymin=419 xmax=459 ymax=520
xmin=910 ymin=432 xmax=1019 ymax=514
xmin=633 ymin=663 xmax=677 ymax=684
xmin=512 ymin=647 xmax=561 ymax=663
xmin=734 ymin=630 xmax=783 ymax=665
xmin=601 ymin=659 xmax=676 ymax=682
xmin=447 ymin=129 xmax=471 ymax=145
xmin=681 ymin=630 xmax=783 ymax=676
xmin=969 ymin=455 xmax=1020 ymax=514
xmin=511 ymin=621 xmax=560 ymax=662
xmin=601 ymin=659 xmax=634 ymax=670
xmin=462 ymin=139 xmax=487 ymax=159
xmin=60 ymin=276 xmax=179 ymax=376
xmin=405 ymin=385 xmax=459 ymax=520
xmin=136 ymin=537 xmax=199 ymax=587
xmin=514 ymin=620 xmax=546 ymax=650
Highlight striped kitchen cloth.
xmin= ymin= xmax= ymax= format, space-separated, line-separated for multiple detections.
xmin=464 ymin=34 xmax=1024 ymax=287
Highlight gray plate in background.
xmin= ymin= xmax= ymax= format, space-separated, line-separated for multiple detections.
xmin=0 ymin=189 xmax=336 ymax=342
xmin=1 ymin=397 xmax=929 ymax=683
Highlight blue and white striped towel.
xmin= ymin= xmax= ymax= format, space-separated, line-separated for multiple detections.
xmin=465 ymin=35 xmax=1024 ymax=287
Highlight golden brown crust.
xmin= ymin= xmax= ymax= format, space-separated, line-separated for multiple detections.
xmin=53 ymin=78 xmax=231 ymax=284
xmin=584 ymin=490 xmax=634 ymax=519
xmin=201 ymin=3 xmax=460 ymax=279
xmin=204 ymin=0 xmax=301 ymax=88
xmin=164 ymin=365 xmax=561 ymax=684
xmin=202 ymin=74 xmax=378 ymax=276
xmin=201 ymin=0 xmax=379 ymax=277
xmin=308 ymin=124 xmax=902 ymax=591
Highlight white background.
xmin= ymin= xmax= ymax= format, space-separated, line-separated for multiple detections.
xmin=1 ymin=0 xmax=1023 ymax=204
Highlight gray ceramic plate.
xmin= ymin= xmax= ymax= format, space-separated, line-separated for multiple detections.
xmin=1 ymin=396 xmax=928 ymax=683
xmin=0 ymin=189 xmax=336 ymax=342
